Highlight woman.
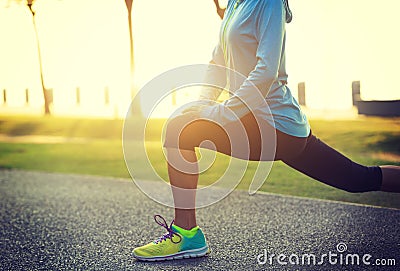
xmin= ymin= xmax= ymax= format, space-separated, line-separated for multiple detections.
xmin=133 ymin=0 xmax=399 ymax=261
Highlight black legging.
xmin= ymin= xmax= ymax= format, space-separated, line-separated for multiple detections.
xmin=164 ymin=113 xmax=382 ymax=193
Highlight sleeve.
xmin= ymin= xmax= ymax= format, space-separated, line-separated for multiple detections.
xmin=200 ymin=0 xmax=285 ymax=124
xmin=199 ymin=43 xmax=226 ymax=102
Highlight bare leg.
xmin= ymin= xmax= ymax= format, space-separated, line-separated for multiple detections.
xmin=380 ymin=165 xmax=400 ymax=193
xmin=167 ymin=148 xmax=198 ymax=230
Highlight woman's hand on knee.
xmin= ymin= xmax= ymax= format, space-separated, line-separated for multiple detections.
xmin=181 ymin=100 xmax=213 ymax=117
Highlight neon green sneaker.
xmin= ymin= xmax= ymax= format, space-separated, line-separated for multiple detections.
xmin=133 ymin=215 xmax=210 ymax=261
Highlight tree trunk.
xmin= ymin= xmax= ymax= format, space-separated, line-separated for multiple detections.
xmin=28 ymin=3 xmax=51 ymax=115
xmin=125 ymin=0 xmax=142 ymax=117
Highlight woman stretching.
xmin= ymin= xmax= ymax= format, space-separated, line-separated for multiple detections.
xmin=133 ymin=0 xmax=400 ymax=261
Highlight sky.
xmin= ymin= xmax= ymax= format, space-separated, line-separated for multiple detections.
xmin=0 ymin=0 xmax=399 ymax=117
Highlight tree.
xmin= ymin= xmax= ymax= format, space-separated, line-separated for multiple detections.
xmin=26 ymin=0 xmax=51 ymax=115
xmin=5 ymin=0 xmax=52 ymax=114
xmin=124 ymin=0 xmax=142 ymax=117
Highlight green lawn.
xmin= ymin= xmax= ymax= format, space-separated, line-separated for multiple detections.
xmin=0 ymin=115 xmax=399 ymax=208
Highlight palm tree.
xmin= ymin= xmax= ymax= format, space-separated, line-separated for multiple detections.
xmin=26 ymin=0 xmax=51 ymax=115
xmin=4 ymin=0 xmax=51 ymax=114
xmin=124 ymin=0 xmax=141 ymax=117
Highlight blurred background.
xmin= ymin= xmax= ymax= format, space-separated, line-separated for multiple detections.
xmin=1 ymin=0 xmax=399 ymax=118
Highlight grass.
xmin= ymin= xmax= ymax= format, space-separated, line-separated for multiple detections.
xmin=0 ymin=115 xmax=399 ymax=209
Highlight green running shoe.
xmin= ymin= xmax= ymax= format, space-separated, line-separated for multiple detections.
xmin=133 ymin=215 xmax=210 ymax=261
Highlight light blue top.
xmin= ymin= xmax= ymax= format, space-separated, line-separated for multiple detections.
xmin=199 ymin=0 xmax=310 ymax=137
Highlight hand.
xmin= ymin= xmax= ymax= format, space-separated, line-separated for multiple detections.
xmin=181 ymin=100 xmax=213 ymax=116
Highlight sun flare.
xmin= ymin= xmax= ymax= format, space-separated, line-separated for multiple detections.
xmin=0 ymin=0 xmax=399 ymax=118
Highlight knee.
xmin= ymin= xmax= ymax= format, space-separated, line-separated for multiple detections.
xmin=342 ymin=186 xmax=377 ymax=193
xmin=341 ymin=186 xmax=365 ymax=194
xmin=163 ymin=115 xmax=194 ymax=149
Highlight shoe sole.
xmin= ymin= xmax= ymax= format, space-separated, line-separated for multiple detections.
xmin=134 ymin=246 xmax=210 ymax=261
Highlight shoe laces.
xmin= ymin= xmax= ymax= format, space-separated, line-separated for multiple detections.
xmin=153 ymin=215 xmax=182 ymax=244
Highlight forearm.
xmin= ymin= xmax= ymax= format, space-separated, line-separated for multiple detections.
xmin=199 ymin=60 xmax=227 ymax=102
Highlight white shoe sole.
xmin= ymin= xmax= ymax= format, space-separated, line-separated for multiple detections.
xmin=134 ymin=246 xmax=210 ymax=261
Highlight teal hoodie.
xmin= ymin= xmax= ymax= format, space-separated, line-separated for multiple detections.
xmin=200 ymin=0 xmax=310 ymax=137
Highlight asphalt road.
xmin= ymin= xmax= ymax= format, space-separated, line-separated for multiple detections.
xmin=1 ymin=170 xmax=399 ymax=271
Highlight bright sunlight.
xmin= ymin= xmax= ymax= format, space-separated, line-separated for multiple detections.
xmin=0 ymin=0 xmax=399 ymax=117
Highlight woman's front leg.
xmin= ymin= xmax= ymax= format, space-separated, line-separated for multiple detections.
xmin=167 ymin=148 xmax=199 ymax=230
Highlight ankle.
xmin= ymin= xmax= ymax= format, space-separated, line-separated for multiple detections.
xmin=174 ymin=209 xmax=197 ymax=230
xmin=174 ymin=219 xmax=197 ymax=230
